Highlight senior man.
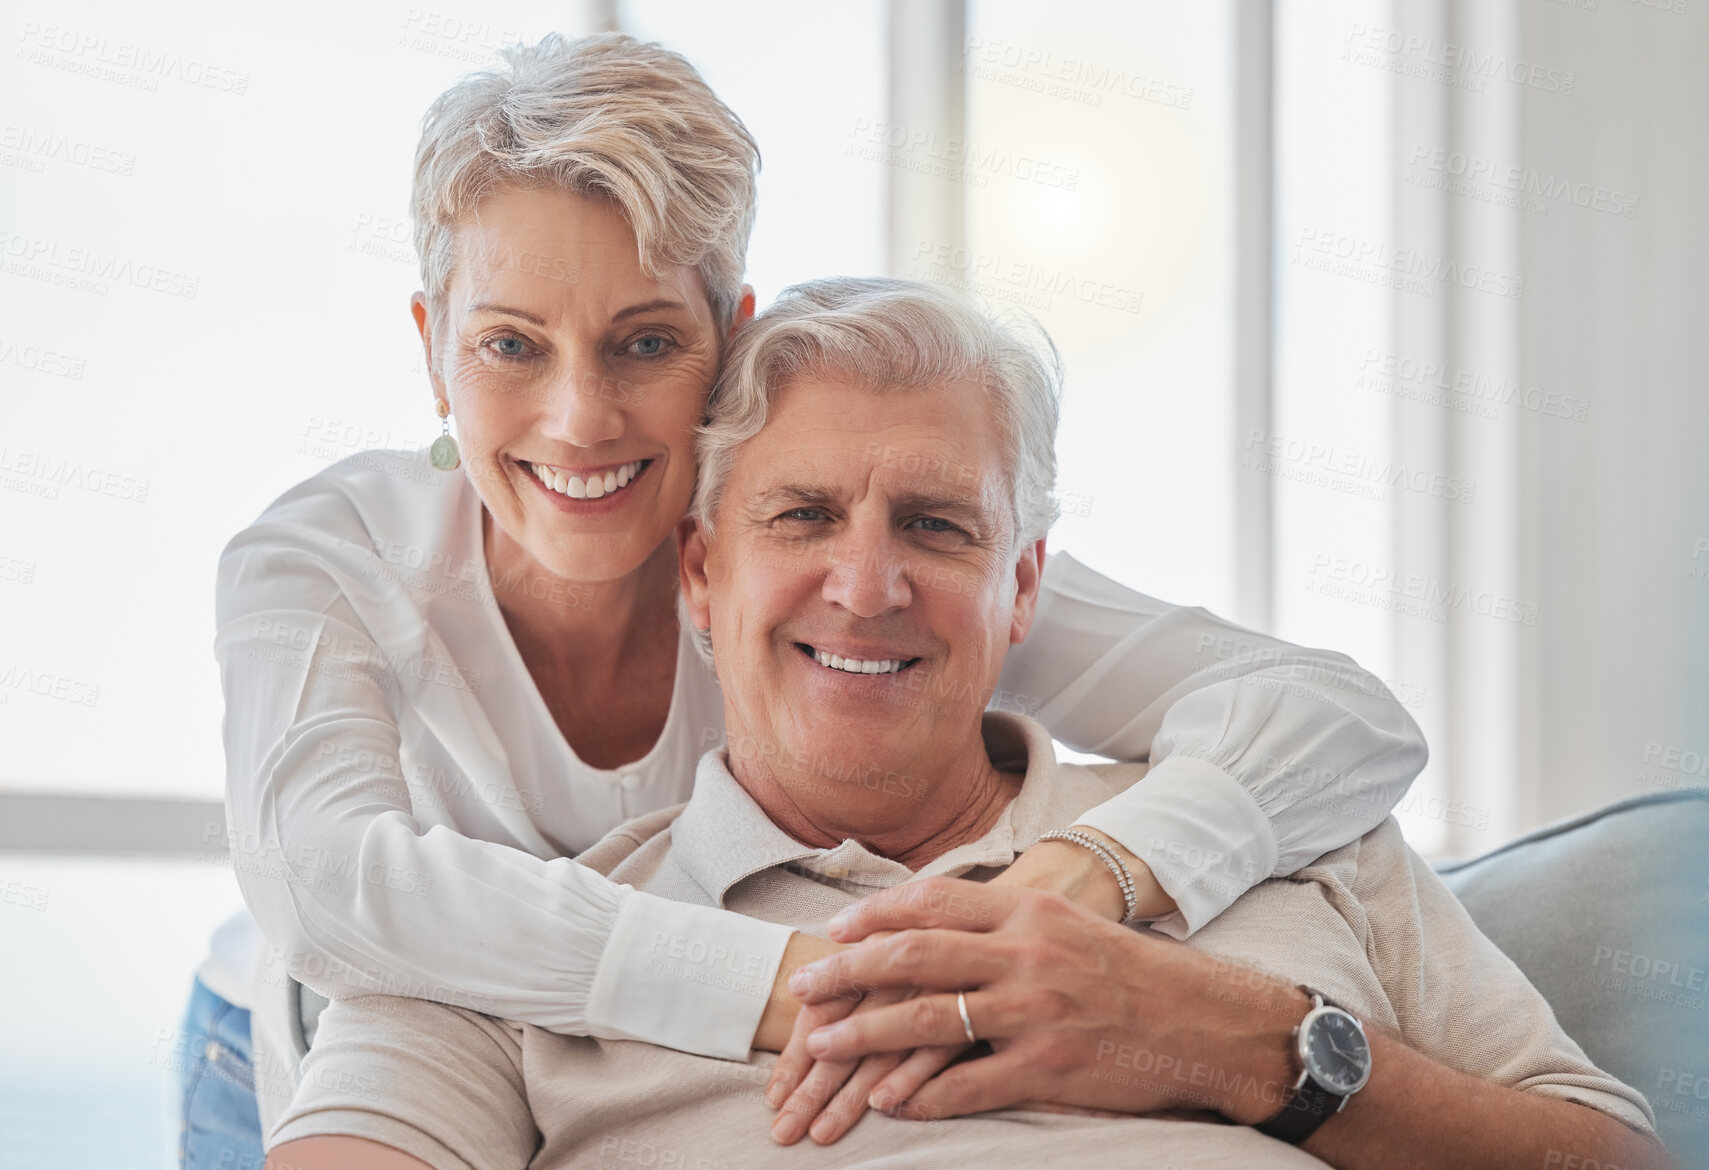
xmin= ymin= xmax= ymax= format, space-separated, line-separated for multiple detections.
xmin=269 ymin=279 xmax=1665 ymax=1170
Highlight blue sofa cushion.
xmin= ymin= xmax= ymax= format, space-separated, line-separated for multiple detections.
xmin=1436 ymin=790 xmax=1709 ymax=1165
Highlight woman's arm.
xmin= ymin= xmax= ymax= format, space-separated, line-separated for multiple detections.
xmin=1003 ymin=551 xmax=1428 ymax=934
xmin=219 ymin=519 xmax=790 ymax=1060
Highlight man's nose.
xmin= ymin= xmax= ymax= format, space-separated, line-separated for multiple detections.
xmin=541 ymin=359 xmax=625 ymax=448
xmin=821 ymin=523 xmax=912 ymax=617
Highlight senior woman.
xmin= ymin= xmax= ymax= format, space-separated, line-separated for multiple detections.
xmin=178 ymin=32 xmax=1425 ymax=1166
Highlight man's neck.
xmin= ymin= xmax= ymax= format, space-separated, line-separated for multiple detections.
xmin=725 ymin=719 xmax=1024 ymax=871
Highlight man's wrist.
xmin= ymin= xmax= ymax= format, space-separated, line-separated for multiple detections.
xmin=1206 ymin=976 xmax=1313 ymax=1126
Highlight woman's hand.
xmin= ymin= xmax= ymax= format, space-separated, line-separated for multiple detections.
xmin=766 ymin=986 xmax=964 ymax=1144
xmin=751 ymin=932 xmax=844 ymax=1053
xmin=757 ymin=934 xmax=906 ymax=1146
xmin=764 ymin=930 xmax=967 ymax=1145
xmin=792 ymin=877 xmax=1305 ymax=1123
xmin=990 ymin=826 xmax=1178 ymax=922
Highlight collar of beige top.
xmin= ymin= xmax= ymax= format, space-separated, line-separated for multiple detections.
xmin=670 ymin=712 xmax=1117 ymax=906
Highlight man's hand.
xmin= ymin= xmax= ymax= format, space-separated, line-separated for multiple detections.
xmin=757 ymin=827 xmax=1179 ymax=1144
xmin=992 ymin=825 xmax=1178 ymax=922
xmin=792 ymin=877 xmax=1303 ymax=1122
xmin=795 ymin=880 xmax=1675 ymax=1170
xmin=763 ymin=929 xmax=967 ymax=1145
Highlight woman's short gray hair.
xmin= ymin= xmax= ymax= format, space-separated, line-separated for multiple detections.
xmin=411 ymin=32 xmax=759 ymax=331
xmin=694 ymin=277 xmax=1063 ymax=547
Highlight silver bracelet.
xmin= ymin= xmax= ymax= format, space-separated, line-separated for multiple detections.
xmin=1036 ymin=828 xmax=1140 ymax=924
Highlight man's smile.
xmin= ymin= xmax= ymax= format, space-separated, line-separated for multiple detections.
xmin=793 ymin=642 xmax=924 ymax=677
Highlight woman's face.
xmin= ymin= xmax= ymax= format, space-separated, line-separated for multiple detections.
xmin=416 ymin=185 xmax=733 ymax=584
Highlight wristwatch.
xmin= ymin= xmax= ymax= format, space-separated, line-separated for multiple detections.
xmin=1255 ymin=986 xmax=1372 ymax=1145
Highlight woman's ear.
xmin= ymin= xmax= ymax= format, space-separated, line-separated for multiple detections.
xmin=410 ymin=292 xmax=448 ymax=399
xmin=676 ymin=517 xmax=714 ymax=633
xmin=730 ymin=284 xmax=757 ymax=338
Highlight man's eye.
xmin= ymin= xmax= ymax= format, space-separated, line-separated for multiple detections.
xmin=910 ymin=516 xmax=963 ymax=535
xmin=779 ymin=508 xmax=825 ymax=523
xmin=627 ymin=334 xmax=673 ymax=358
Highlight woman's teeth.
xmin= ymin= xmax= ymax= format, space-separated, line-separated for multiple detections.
xmin=527 ymin=460 xmax=645 ymax=500
xmin=811 ymin=647 xmax=908 ymax=675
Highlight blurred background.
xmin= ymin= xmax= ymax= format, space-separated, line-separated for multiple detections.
xmin=1 ymin=0 xmax=1704 ymax=1163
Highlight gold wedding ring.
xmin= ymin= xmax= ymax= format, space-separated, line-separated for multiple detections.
xmin=956 ymin=991 xmax=977 ymax=1045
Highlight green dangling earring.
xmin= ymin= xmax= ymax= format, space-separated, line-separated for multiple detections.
xmin=430 ymin=397 xmax=460 ymax=471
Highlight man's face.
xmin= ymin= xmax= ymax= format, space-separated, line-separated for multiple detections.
xmin=680 ymin=377 xmax=1044 ymax=793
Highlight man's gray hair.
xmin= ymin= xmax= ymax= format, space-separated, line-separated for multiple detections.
xmin=694 ymin=276 xmax=1063 ymax=545
xmin=411 ymin=32 xmax=759 ymax=331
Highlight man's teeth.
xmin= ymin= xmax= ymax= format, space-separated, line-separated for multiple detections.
xmin=812 ymin=648 xmax=907 ymax=675
xmin=528 ymin=460 xmax=645 ymax=500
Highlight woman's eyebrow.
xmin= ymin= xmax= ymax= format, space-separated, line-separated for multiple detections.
xmin=467 ymin=302 xmax=546 ymax=325
xmin=464 ymin=299 xmax=690 ymax=326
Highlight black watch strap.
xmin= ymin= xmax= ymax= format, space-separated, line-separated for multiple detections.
xmin=1255 ymin=987 xmax=1348 ymax=1145
xmin=1256 ymin=1079 xmax=1343 ymax=1143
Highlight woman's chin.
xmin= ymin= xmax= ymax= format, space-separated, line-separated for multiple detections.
xmin=529 ymin=533 xmax=665 ymax=586
xmin=483 ymin=492 xmax=685 ymax=591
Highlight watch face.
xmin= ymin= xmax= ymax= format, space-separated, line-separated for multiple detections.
xmin=1302 ymin=1009 xmax=1371 ymax=1095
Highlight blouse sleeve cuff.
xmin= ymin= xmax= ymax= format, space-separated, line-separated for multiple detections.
xmin=1073 ymin=755 xmax=1280 ymax=939
xmin=585 ymin=889 xmax=793 ymax=1060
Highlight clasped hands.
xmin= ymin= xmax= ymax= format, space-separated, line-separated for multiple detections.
xmin=760 ymin=837 xmax=1308 ymax=1146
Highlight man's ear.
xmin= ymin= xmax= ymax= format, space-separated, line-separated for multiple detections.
xmin=410 ymin=292 xmax=449 ymax=400
xmin=1009 ymin=538 xmax=1048 ymax=646
xmin=677 ymin=516 xmax=714 ymax=633
xmin=729 ymin=284 xmax=756 ymax=339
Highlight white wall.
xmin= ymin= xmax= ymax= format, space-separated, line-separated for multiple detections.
xmin=1516 ymin=0 xmax=1709 ymax=825
xmin=1274 ymin=0 xmax=1709 ymax=853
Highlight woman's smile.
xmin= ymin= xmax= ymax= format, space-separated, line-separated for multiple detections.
xmin=519 ymin=456 xmax=655 ymax=512
xmin=525 ymin=458 xmax=650 ymax=499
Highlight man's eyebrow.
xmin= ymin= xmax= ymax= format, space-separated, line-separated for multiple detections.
xmin=746 ymin=484 xmax=841 ymax=513
xmin=612 ymin=298 xmax=691 ymax=323
xmin=892 ymin=490 xmax=999 ymax=524
xmin=744 ymin=484 xmax=998 ymax=524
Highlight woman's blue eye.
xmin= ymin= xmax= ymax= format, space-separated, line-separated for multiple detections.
xmin=630 ymin=335 xmax=670 ymax=357
xmin=491 ymin=336 xmax=527 ymax=357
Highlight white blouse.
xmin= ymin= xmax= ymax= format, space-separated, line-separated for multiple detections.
xmin=213 ymin=449 xmax=1425 ymax=1064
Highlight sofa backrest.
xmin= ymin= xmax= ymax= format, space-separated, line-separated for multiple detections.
xmin=1437 ymin=790 xmax=1709 ymax=1166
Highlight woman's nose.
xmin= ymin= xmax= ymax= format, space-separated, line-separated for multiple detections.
xmin=542 ymin=364 xmax=626 ymax=448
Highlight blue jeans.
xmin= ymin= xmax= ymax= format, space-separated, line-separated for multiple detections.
xmin=177 ymin=977 xmax=266 ymax=1170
